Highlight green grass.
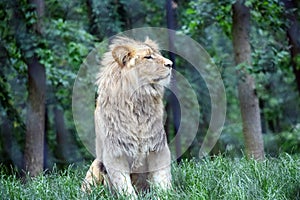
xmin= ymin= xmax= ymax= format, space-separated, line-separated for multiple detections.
xmin=1 ymin=154 xmax=299 ymax=200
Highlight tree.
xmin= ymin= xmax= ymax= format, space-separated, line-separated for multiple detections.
xmin=232 ymin=0 xmax=265 ymax=160
xmin=166 ymin=0 xmax=182 ymax=163
xmin=22 ymin=0 xmax=46 ymax=176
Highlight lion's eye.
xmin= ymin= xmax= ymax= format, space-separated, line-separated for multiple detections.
xmin=144 ymin=55 xmax=153 ymax=59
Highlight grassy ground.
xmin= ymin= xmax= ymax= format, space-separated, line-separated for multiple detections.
xmin=1 ymin=154 xmax=299 ymax=200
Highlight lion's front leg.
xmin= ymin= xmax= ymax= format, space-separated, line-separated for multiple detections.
xmin=104 ymin=152 xmax=136 ymax=198
xmin=106 ymin=167 xmax=136 ymax=197
xmin=81 ymin=159 xmax=106 ymax=192
xmin=147 ymin=144 xmax=172 ymax=190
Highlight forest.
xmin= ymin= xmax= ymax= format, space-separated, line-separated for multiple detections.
xmin=0 ymin=0 xmax=300 ymax=188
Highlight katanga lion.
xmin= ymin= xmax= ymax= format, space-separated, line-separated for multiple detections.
xmin=81 ymin=36 xmax=173 ymax=197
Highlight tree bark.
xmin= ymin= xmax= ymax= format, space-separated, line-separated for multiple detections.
xmin=166 ymin=0 xmax=181 ymax=163
xmin=54 ymin=107 xmax=82 ymax=165
xmin=24 ymin=56 xmax=46 ymax=176
xmin=282 ymin=0 xmax=300 ymax=95
xmin=54 ymin=108 xmax=70 ymax=164
xmin=24 ymin=0 xmax=46 ymax=176
xmin=86 ymin=0 xmax=98 ymax=36
xmin=232 ymin=0 xmax=265 ymax=160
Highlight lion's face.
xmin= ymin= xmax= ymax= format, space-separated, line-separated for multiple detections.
xmin=111 ymin=37 xmax=172 ymax=87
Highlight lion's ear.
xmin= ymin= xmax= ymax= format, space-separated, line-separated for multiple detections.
xmin=112 ymin=46 xmax=133 ymax=67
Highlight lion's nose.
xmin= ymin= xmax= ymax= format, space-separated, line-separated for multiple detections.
xmin=164 ymin=59 xmax=173 ymax=68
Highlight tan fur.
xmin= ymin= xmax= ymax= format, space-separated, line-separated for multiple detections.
xmin=82 ymin=37 xmax=173 ymax=197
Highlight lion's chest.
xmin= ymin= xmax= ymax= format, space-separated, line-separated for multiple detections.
xmin=102 ymin=108 xmax=165 ymax=164
xmin=99 ymin=94 xmax=165 ymax=162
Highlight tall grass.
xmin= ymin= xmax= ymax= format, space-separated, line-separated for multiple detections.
xmin=1 ymin=154 xmax=299 ymax=199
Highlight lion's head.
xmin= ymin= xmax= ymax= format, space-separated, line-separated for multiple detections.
xmin=98 ymin=37 xmax=172 ymax=97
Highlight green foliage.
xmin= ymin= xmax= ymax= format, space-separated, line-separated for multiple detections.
xmin=139 ymin=0 xmax=166 ymax=27
xmin=0 ymin=0 xmax=96 ymax=167
xmin=182 ymin=0 xmax=234 ymax=38
xmin=250 ymin=26 xmax=296 ymax=132
xmin=218 ymin=123 xmax=244 ymax=157
xmin=182 ymin=0 xmax=300 ymax=158
xmin=1 ymin=156 xmax=299 ymax=199
xmin=276 ymin=125 xmax=300 ymax=154
xmin=38 ymin=17 xmax=95 ymax=109
xmin=92 ymin=0 xmax=123 ymax=37
xmin=264 ymin=124 xmax=300 ymax=156
xmin=247 ymin=0 xmax=285 ymax=30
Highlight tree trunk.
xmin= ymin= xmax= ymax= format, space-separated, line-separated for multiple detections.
xmin=86 ymin=0 xmax=98 ymax=36
xmin=232 ymin=0 xmax=265 ymax=160
xmin=24 ymin=0 xmax=46 ymax=176
xmin=54 ymin=107 xmax=82 ymax=166
xmin=282 ymin=0 xmax=300 ymax=95
xmin=54 ymin=108 xmax=70 ymax=164
xmin=24 ymin=56 xmax=46 ymax=176
xmin=166 ymin=0 xmax=181 ymax=163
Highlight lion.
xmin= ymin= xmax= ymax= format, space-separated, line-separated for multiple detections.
xmin=81 ymin=36 xmax=173 ymax=198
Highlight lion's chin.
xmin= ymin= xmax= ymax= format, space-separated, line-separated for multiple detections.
xmin=152 ymin=73 xmax=171 ymax=83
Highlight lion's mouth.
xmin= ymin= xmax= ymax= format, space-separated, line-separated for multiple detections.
xmin=153 ymin=73 xmax=170 ymax=82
